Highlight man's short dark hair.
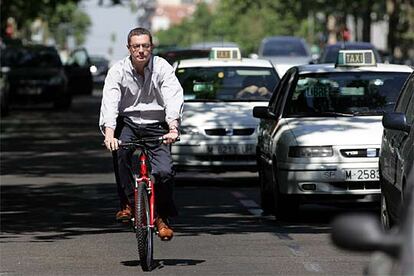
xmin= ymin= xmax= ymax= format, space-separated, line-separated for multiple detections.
xmin=127 ymin=27 xmax=153 ymax=45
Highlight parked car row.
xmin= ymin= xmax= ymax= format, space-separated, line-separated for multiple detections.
xmin=0 ymin=42 xmax=94 ymax=115
xmin=169 ymin=46 xmax=414 ymax=272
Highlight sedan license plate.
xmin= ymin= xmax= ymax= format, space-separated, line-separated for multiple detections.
xmin=18 ymin=87 xmax=42 ymax=95
xmin=207 ymin=144 xmax=254 ymax=155
xmin=343 ymin=169 xmax=379 ymax=181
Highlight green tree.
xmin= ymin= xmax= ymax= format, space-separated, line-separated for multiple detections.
xmin=49 ymin=2 xmax=91 ymax=48
xmin=1 ymin=0 xmax=90 ymax=49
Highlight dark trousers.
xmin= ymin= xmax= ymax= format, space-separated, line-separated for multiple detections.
xmin=112 ymin=117 xmax=178 ymax=218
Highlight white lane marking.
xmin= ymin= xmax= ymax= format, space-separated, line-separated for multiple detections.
xmin=231 ymin=191 xmax=324 ymax=273
xmin=304 ymin=262 xmax=323 ymax=272
xmin=247 ymin=208 xmax=263 ymax=216
xmin=287 ymin=244 xmax=305 ymax=257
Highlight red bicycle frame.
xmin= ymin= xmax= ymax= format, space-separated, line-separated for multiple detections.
xmin=135 ymin=151 xmax=155 ymax=228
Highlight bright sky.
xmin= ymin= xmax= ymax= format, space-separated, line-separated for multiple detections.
xmin=80 ymin=0 xmax=138 ymax=63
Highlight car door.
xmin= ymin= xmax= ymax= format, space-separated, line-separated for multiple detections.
xmin=259 ymin=68 xmax=297 ymax=183
xmin=64 ymin=48 xmax=93 ymax=95
xmin=258 ymin=68 xmax=293 ymax=158
xmin=382 ymin=75 xmax=414 ymax=202
xmin=268 ymin=68 xmax=298 ymax=157
xmin=396 ymin=76 xmax=414 ymax=201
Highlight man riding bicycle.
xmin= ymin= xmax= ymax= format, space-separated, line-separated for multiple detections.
xmin=99 ymin=27 xmax=183 ymax=241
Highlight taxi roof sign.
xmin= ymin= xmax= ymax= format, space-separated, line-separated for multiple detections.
xmin=336 ymin=49 xmax=376 ymax=67
xmin=209 ymin=47 xmax=241 ymax=60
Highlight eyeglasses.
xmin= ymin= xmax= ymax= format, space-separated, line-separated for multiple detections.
xmin=128 ymin=43 xmax=152 ymax=51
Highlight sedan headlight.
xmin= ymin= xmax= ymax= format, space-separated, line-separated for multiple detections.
xmin=180 ymin=127 xmax=199 ymax=135
xmin=289 ymin=146 xmax=333 ymax=158
xmin=49 ymin=75 xmax=64 ymax=85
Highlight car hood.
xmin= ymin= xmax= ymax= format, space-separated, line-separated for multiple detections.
xmin=266 ymin=56 xmax=312 ymax=65
xmin=182 ymin=102 xmax=268 ymax=128
xmin=285 ymin=117 xmax=383 ymax=146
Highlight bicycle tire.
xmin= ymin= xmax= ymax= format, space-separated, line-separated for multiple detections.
xmin=136 ymin=181 xmax=153 ymax=271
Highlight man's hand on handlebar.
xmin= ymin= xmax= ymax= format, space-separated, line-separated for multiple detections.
xmin=163 ymin=128 xmax=179 ymax=144
xmin=104 ymin=137 xmax=119 ymax=151
xmin=104 ymin=127 xmax=119 ymax=151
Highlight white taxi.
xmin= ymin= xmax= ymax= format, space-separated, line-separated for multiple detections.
xmin=253 ymin=50 xmax=413 ymax=218
xmin=172 ymin=47 xmax=280 ymax=171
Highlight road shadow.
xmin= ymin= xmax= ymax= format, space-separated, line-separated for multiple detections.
xmin=0 ymin=181 xmax=130 ymax=241
xmin=121 ymin=258 xmax=205 ymax=268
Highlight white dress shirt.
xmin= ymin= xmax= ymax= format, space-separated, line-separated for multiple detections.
xmin=99 ymin=55 xmax=183 ymax=134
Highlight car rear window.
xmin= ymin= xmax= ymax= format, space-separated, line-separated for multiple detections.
xmin=176 ymin=66 xmax=279 ymax=102
xmin=262 ymin=40 xmax=308 ymax=57
xmin=284 ymin=72 xmax=410 ymax=117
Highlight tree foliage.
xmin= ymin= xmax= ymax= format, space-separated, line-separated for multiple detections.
xmin=1 ymin=0 xmax=90 ymax=49
xmin=155 ymin=0 xmax=412 ymax=59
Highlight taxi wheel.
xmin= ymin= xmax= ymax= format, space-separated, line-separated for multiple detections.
xmin=259 ymin=162 xmax=274 ymax=214
xmin=272 ymin=165 xmax=299 ymax=220
xmin=380 ymin=193 xmax=391 ymax=230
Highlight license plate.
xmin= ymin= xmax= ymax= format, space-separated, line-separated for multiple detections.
xmin=18 ymin=87 xmax=42 ymax=95
xmin=343 ymin=169 xmax=379 ymax=181
xmin=206 ymin=144 xmax=255 ymax=155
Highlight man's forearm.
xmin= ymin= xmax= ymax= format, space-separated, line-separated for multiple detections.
xmin=168 ymin=119 xmax=179 ymax=131
xmin=104 ymin=127 xmax=115 ymax=139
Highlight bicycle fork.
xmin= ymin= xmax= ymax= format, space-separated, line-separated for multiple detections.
xmin=135 ymin=152 xmax=155 ymax=228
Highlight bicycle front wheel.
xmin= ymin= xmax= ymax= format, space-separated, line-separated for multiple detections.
xmin=136 ymin=182 xmax=153 ymax=271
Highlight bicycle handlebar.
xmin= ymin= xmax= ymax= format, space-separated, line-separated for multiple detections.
xmin=101 ymin=136 xmax=180 ymax=147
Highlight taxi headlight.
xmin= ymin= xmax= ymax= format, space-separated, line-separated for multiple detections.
xmin=289 ymin=146 xmax=333 ymax=158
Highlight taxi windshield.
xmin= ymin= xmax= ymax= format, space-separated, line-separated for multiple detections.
xmin=176 ymin=66 xmax=279 ymax=102
xmin=284 ymin=72 xmax=410 ymax=117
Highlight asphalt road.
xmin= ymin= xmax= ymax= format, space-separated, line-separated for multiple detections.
xmin=1 ymin=94 xmax=376 ymax=275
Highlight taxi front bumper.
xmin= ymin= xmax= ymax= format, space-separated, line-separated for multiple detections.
xmin=276 ymin=160 xmax=380 ymax=196
xmin=171 ymin=142 xmax=257 ymax=171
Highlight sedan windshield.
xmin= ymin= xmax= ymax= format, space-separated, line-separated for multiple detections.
xmin=284 ymin=72 xmax=410 ymax=117
xmin=176 ymin=66 xmax=279 ymax=102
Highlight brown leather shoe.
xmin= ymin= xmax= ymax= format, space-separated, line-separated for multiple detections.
xmin=116 ymin=204 xmax=132 ymax=222
xmin=155 ymin=217 xmax=173 ymax=241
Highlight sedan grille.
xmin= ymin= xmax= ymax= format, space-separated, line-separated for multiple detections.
xmin=330 ymin=181 xmax=380 ymax=190
xmin=205 ymin=128 xmax=255 ymax=136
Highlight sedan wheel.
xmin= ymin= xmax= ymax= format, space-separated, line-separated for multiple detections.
xmin=259 ymin=164 xmax=274 ymax=214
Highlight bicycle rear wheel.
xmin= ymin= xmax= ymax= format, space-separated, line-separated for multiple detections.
xmin=135 ymin=182 xmax=153 ymax=271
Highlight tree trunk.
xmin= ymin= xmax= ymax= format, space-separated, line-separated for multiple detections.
xmin=386 ymin=0 xmax=400 ymax=56
xmin=362 ymin=0 xmax=373 ymax=42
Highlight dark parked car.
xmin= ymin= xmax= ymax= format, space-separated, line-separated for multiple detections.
xmin=256 ymin=36 xmax=313 ymax=77
xmin=89 ymin=55 xmax=109 ymax=88
xmin=332 ymin=164 xmax=414 ymax=275
xmin=379 ymin=72 xmax=414 ymax=229
xmin=1 ymin=44 xmax=71 ymax=109
xmin=318 ymin=42 xmax=382 ymax=64
xmin=157 ymin=48 xmax=210 ymax=65
xmin=64 ymin=47 xmax=94 ymax=95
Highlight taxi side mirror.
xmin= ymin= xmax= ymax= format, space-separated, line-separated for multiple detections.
xmin=253 ymin=106 xmax=275 ymax=119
